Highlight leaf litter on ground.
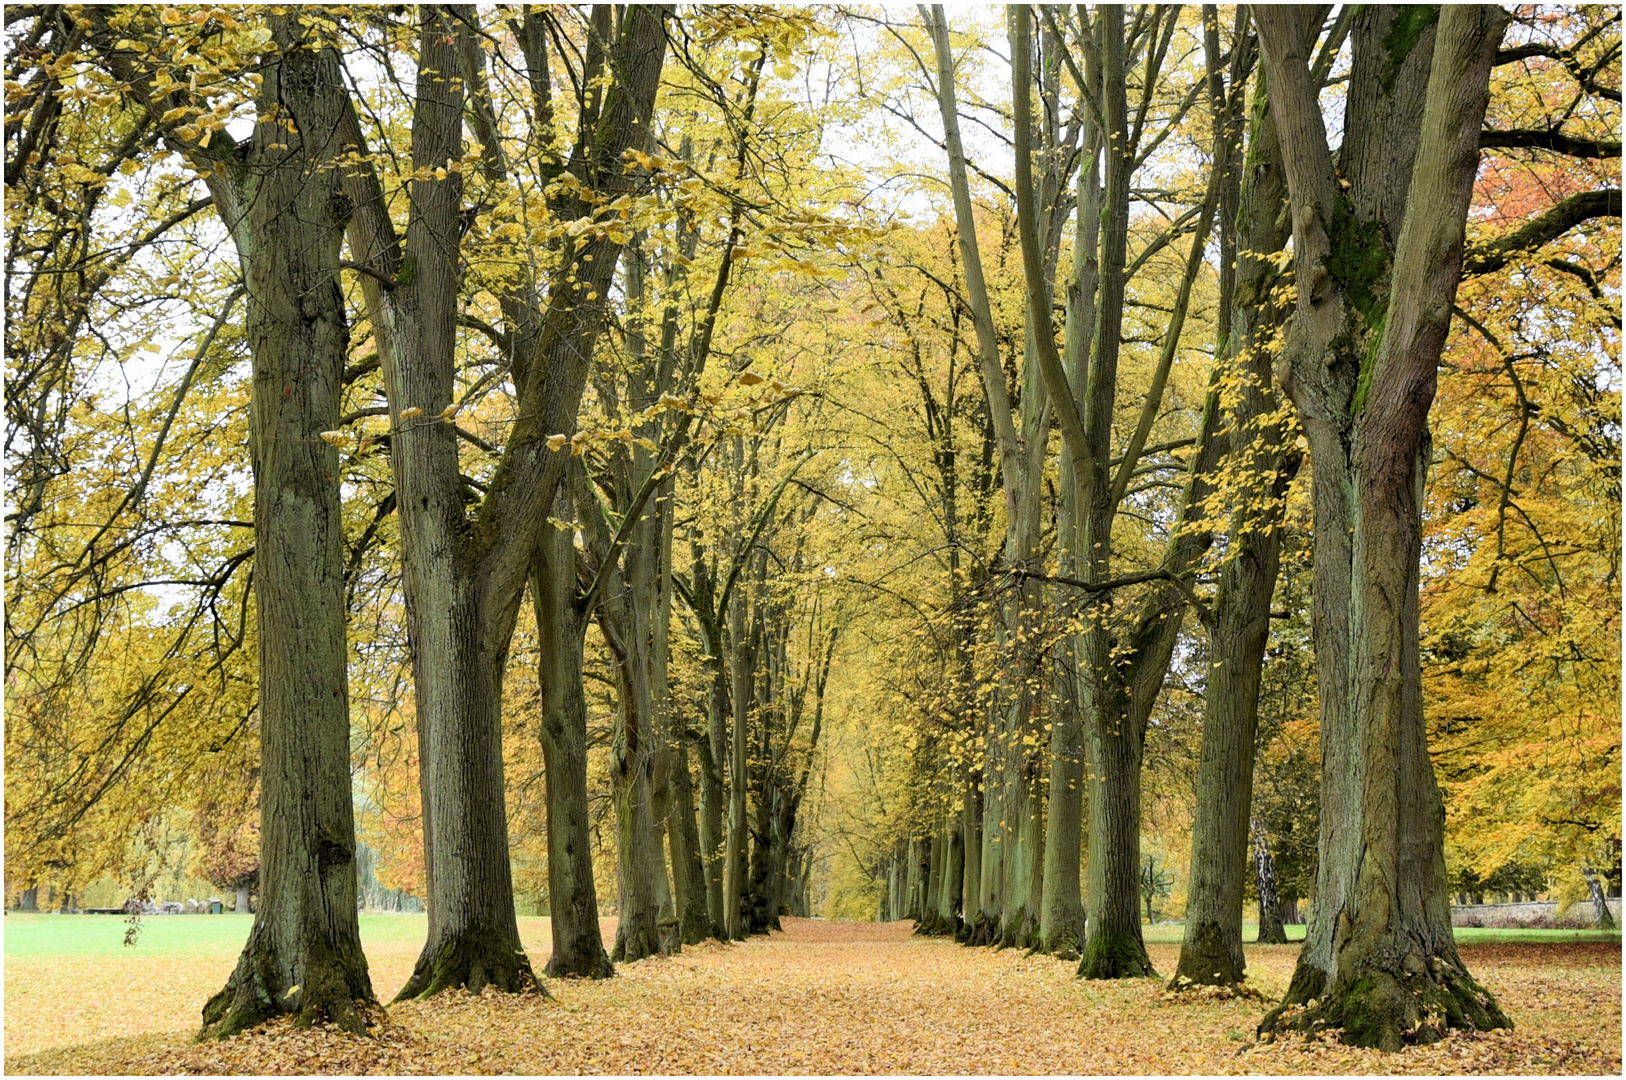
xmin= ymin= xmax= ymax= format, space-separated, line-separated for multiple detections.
xmin=5 ymin=918 xmax=1619 ymax=1075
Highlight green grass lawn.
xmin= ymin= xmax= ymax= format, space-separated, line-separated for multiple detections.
xmin=1141 ymin=921 xmax=1618 ymax=946
xmin=5 ymin=911 xmax=1616 ymax=959
xmin=2 ymin=911 xmax=430 ymax=958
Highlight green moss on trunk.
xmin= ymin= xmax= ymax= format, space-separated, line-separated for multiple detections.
xmin=1259 ymin=948 xmax=1511 ymax=1051
xmin=394 ymin=927 xmax=544 ymax=1002
xmin=1077 ymin=926 xmax=1157 ymax=979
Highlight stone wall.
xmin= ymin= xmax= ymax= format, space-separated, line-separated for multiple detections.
xmin=1451 ymin=899 xmax=1621 ymax=927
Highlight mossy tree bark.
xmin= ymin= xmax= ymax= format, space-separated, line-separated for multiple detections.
xmin=188 ymin=13 xmax=376 ymax=1038
xmin=1254 ymin=4 xmax=1512 ymax=1050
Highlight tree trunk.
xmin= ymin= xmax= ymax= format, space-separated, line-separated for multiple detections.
xmin=17 ymin=886 xmax=37 ymax=912
xmin=235 ymin=885 xmax=250 ymax=917
xmin=331 ymin=3 xmax=666 ymax=999
xmin=1252 ymin=820 xmax=1289 ymax=945
xmin=1583 ymin=867 xmax=1615 ymax=929
xmin=656 ymin=474 xmax=710 ymax=946
xmin=696 ymin=678 xmax=727 ymax=937
xmin=532 ymin=490 xmax=613 ymax=979
xmin=1174 ymin=48 xmax=1299 ymax=986
xmin=199 ymin=16 xmax=375 ymax=1038
xmin=1255 ymin=5 xmax=1511 ymax=1049
xmin=723 ymin=593 xmax=751 ymax=940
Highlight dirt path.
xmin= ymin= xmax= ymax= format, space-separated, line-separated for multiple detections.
xmin=7 ymin=918 xmax=1620 ymax=1074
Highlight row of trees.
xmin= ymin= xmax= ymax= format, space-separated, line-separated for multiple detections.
xmin=6 ymin=2 xmax=866 ymax=1038
xmin=820 ymin=1 xmax=1617 ymax=1052
xmin=4 ymin=2 xmax=1617 ymax=1054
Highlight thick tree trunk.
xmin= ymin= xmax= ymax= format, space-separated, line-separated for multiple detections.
xmin=200 ymin=17 xmax=375 ymax=1038
xmin=532 ymin=494 xmax=613 ymax=979
xmin=17 ymin=886 xmax=38 ymax=912
xmin=235 ymin=885 xmax=250 ymax=916
xmin=1255 ymin=5 xmax=1511 ymax=1049
xmin=328 ymin=3 xmax=665 ymax=999
xmin=1078 ymin=668 xmax=1154 ymax=978
xmin=1252 ymin=821 xmax=1288 ymax=945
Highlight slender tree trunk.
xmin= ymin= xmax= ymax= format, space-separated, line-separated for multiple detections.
xmin=723 ymin=598 xmax=751 ymax=940
xmin=958 ymin=768 xmax=983 ymax=941
xmin=601 ymin=606 xmax=663 ymax=962
xmin=1255 ymin=6 xmax=1511 ymax=1048
xmin=1174 ymin=42 xmax=1300 ymax=986
xmin=532 ymin=491 xmax=613 ymax=979
xmin=657 ymin=476 xmax=710 ymax=945
xmin=697 ymin=654 xmax=728 ymax=937
xmin=200 ymin=16 xmax=375 ymax=1037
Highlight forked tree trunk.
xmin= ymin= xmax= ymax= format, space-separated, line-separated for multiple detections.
xmin=331 ymin=3 xmax=666 ymax=999
xmin=384 ymin=15 xmax=534 ymax=1000
xmin=1255 ymin=5 xmax=1511 ymax=1049
xmin=199 ymin=15 xmax=375 ymax=1038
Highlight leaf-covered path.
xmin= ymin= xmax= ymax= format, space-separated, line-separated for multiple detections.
xmin=7 ymin=917 xmax=1619 ymax=1075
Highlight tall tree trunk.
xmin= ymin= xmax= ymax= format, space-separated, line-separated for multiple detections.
xmin=657 ymin=475 xmax=710 ymax=945
xmin=1255 ymin=5 xmax=1511 ymax=1049
xmin=200 ymin=15 xmax=375 ymax=1038
xmin=532 ymin=488 xmax=613 ymax=979
xmin=384 ymin=13 xmax=533 ymax=1000
xmin=1174 ymin=29 xmax=1300 ymax=986
xmin=329 ymin=4 xmax=667 ymax=999
xmin=696 ymin=672 xmax=728 ymax=937
xmin=600 ymin=595 xmax=664 ymax=962
xmin=723 ymin=594 xmax=751 ymax=940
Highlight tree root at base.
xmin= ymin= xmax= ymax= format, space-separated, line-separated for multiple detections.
xmin=1077 ymin=927 xmax=1158 ymax=980
xmin=393 ymin=931 xmax=545 ymax=1002
xmin=200 ymin=955 xmax=376 ymax=1042
xmin=1258 ymin=954 xmax=1511 ymax=1052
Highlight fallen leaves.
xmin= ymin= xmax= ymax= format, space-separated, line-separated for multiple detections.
xmin=4 ymin=922 xmax=1619 ymax=1075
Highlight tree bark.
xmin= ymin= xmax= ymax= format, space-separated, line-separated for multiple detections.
xmin=1252 ymin=819 xmax=1289 ymax=945
xmin=198 ymin=15 xmax=375 ymax=1038
xmin=330 ymin=4 xmax=668 ymax=999
xmin=1173 ymin=27 xmax=1300 ymax=986
xmin=1255 ymin=5 xmax=1512 ymax=1049
xmin=1582 ymin=866 xmax=1616 ymax=929
xmin=532 ymin=486 xmax=613 ymax=979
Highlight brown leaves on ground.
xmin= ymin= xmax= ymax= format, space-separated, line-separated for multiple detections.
xmin=6 ymin=920 xmax=1619 ymax=1075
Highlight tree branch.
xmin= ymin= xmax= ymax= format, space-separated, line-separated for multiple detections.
xmin=1462 ymin=189 xmax=1622 ymax=278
